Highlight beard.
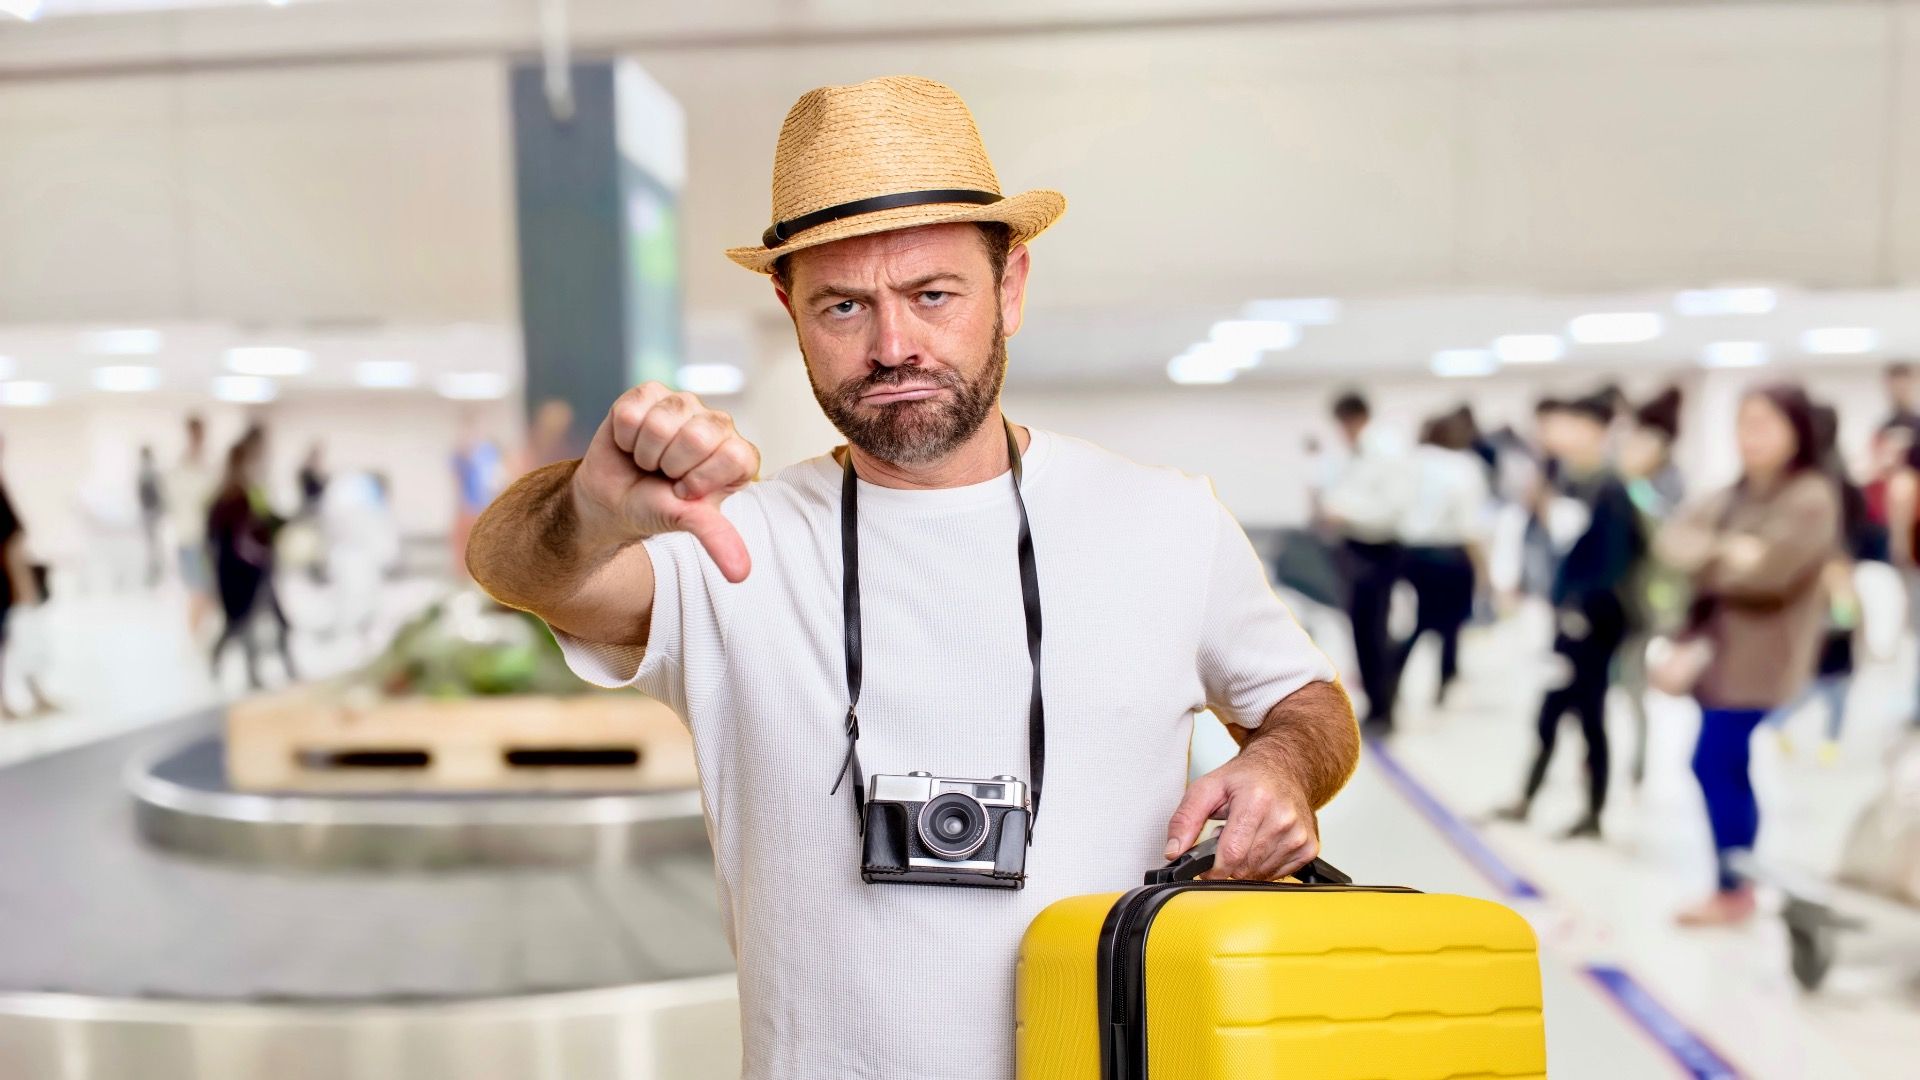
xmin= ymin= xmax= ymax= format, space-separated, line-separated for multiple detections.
xmin=806 ymin=319 xmax=1009 ymax=468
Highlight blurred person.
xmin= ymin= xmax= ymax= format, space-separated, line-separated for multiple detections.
xmin=1760 ymin=403 xmax=1864 ymax=764
xmin=0 ymin=437 xmax=56 ymax=720
xmin=297 ymin=441 xmax=328 ymax=517
xmin=1657 ymin=383 xmax=1839 ymax=925
xmin=520 ymin=398 xmax=579 ymax=473
xmin=1884 ymin=361 xmax=1920 ymax=435
xmin=463 ymin=75 xmax=1357 ymax=1080
xmin=137 ymin=445 xmax=164 ymax=587
xmin=450 ymin=417 xmax=505 ymax=571
xmin=1615 ymin=387 xmax=1685 ymax=785
xmin=165 ymin=415 xmax=221 ymax=636
xmin=209 ymin=438 xmax=298 ymax=690
xmin=1321 ymin=390 xmax=1410 ymax=733
xmin=1496 ymin=392 xmax=1643 ymax=838
xmin=1392 ymin=407 xmax=1489 ymax=708
xmin=319 ymin=470 xmax=400 ymax=649
xmin=1858 ymin=421 xmax=1908 ymax=564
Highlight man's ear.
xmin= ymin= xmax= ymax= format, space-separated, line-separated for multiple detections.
xmin=772 ymin=277 xmax=794 ymax=316
xmin=998 ymin=243 xmax=1032 ymax=338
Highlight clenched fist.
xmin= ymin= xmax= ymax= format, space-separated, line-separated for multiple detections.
xmin=573 ymin=382 xmax=761 ymax=582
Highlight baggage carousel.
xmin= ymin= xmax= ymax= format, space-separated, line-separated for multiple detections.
xmin=0 ymin=710 xmax=740 ymax=1080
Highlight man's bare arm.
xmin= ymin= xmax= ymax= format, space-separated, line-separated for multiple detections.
xmin=464 ymin=382 xmax=760 ymax=648
xmin=1225 ymin=680 xmax=1361 ymax=810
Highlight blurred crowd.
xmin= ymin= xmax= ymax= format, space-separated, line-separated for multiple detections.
xmin=1306 ymin=364 xmax=1920 ymax=926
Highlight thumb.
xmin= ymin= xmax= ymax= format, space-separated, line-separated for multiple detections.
xmin=678 ymin=501 xmax=752 ymax=584
xmin=1164 ymin=772 xmax=1228 ymax=859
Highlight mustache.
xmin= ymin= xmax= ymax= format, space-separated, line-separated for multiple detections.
xmin=840 ymin=366 xmax=964 ymax=398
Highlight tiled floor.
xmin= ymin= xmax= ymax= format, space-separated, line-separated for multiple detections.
xmin=5 ymin=578 xmax=1916 ymax=1078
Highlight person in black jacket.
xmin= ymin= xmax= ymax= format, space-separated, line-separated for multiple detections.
xmin=1497 ymin=392 xmax=1645 ymax=838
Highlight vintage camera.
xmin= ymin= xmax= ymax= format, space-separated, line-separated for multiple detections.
xmin=861 ymin=772 xmax=1032 ymax=889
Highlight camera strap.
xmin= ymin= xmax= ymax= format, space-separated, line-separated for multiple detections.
xmin=830 ymin=418 xmax=1046 ymax=838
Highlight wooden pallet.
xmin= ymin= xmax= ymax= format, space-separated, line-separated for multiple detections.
xmin=226 ymin=688 xmax=697 ymax=793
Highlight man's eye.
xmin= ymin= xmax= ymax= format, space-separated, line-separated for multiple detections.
xmin=920 ymin=291 xmax=949 ymax=305
xmin=828 ymin=300 xmax=861 ymax=316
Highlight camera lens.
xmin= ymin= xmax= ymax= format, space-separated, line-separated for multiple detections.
xmin=916 ymin=792 xmax=989 ymax=861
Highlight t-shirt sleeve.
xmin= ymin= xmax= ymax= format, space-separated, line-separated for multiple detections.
xmin=549 ymin=530 xmax=716 ymax=720
xmin=1196 ymin=496 xmax=1339 ymax=730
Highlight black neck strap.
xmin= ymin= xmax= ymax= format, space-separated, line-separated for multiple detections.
xmin=830 ymin=420 xmax=1046 ymax=836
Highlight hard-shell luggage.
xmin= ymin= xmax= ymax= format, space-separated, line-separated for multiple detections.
xmin=1017 ymin=837 xmax=1546 ymax=1079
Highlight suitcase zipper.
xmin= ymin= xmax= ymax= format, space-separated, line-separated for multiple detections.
xmin=1096 ymin=879 xmax=1418 ymax=1080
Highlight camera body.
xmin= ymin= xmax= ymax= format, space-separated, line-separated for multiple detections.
xmin=861 ymin=772 xmax=1031 ymax=889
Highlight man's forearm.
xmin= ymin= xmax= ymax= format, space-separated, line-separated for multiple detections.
xmin=466 ymin=460 xmax=650 ymax=644
xmin=1230 ymin=680 xmax=1360 ymax=810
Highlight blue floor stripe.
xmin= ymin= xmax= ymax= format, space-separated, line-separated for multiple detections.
xmin=1364 ymin=737 xmax=1544 ymax=900
xmin=1585 ymin=966 xmax=1743 ymax=1080
xmin=1364 ymin=737 xmax=1745 ymax=1079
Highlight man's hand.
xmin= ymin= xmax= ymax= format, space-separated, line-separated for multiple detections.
xmin=1163 ymin=748 xmax=1319 ymax=881
xmin=574 ymin=382 xmax=762 ymax=583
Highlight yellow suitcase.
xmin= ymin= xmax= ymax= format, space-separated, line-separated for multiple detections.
xmin=1017 ymin=838 xmax=1545 ymax=1079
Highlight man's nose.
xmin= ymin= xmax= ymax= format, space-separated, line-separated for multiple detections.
xmin=870 ymin=297 xmax=922 ymax=370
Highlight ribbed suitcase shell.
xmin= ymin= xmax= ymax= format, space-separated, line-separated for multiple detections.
xmin=1018 ymin=885 xmax=1545 ymax=1079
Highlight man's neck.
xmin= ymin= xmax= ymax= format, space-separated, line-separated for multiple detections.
xmin=847 ymin=408 xmax=1032 ymax=490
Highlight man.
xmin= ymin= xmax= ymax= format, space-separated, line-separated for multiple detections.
xmin=467 ymin=76 xmax=1357 ymax=1079
xmin=1497 ymin=392 xmax=1644 ymax=839
xmin=166 ymin=415 xmax=221 ymax=637
xmin=1886 ymin=361 xmax=1920 ymax=437
xmin=1318 ymin=390 xmax=1409 ymax=733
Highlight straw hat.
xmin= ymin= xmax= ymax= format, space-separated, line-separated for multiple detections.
xmin=726 ymin=75 xmax=1066 ymax=274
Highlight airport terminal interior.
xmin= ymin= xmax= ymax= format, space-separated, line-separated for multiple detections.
xmin=2 ymin=1 xmax=1920 ymax=1077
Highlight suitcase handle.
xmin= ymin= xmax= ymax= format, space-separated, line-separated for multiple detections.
xmin=1145 ymin=834 xmax=1353 ymax=886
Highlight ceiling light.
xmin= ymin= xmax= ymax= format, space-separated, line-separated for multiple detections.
xmin=1700 ymin=342 xmax=1770 ymax=369
xmin=0 ymin=2 xmax=42 ymax=23
xmin=1491 ymin=335 xmax=1566 ymax=365
xmin=1800 ymin=327 xmax=1879 ymax=355
xmin=0 ymin=382 xmax=53 ymax=407
xmin=226 ymin=346 xmax=313 ymax=377
xmin=1240 ymin=298 xmax=1340 ymax=326
xmin=1208 ymin=320 xmax=1300 ymax=353
xmin=80 ymin=328 xmax=164 ymax=355
xmin=1431 ymin=349 xmax=1498 ymax=378
xmin=677 ymin=363 xmax=746 ymax=396
xmin=91 ymin=365 xmax=161 ymax=393
xmin=435 ymin=372 xmax=510 ymax=400
xmin=1167 ymin=343 xmax=1245 ymax=385
xmin=1568 ymin=312 xmax=1664 ymax=344
xmin=213 ymin=375 xmax=278 ymax=403
xmin=354 ymin=361 xmax=418 ymax=389
xmin=1674 ymin=288 xmax=1778 ymax=317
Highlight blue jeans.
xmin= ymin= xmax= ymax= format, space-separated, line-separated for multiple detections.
xmin=1691 ymin=707 xmax=1769 ymax=892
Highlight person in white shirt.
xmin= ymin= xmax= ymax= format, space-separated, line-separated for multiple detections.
xmin=1319 ymin=391 xmax=1412 ymax=732
xmin=1393 ymin=408 xmax=1491 ymax=709
xmin=465 ymin=76 xmax=1357 ymax=1080
xmin=165 ymin=415 xmax=222 ymax=637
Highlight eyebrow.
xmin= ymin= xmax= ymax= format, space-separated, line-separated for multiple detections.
xmin=804 ymin=272 xmax=967 ymax=309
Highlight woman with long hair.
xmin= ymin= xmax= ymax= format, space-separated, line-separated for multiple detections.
xmin=1657 ymin=382 xmax=1840 ymax=925
xmin=208 ymin=440 xmax=297 ymax=689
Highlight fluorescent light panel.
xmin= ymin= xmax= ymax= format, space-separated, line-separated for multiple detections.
xmin=436 ymin=372 xmax=510 ymax=400
xmin=213 ymin=375 xmax=278 ymax=403
xmin=354 ymin=361 xmax=418 ymax=389
xmin=0 ymin=381 xmax=53 ymax=407
xmin=1208 ymin=320 xmax=1300 ymax=353
xmin=226 ymin=346 xmax=313 ymax=377
xmin=677 ymin=363 xmax=746 ymax=395
xmin=1800 ymin=327 xmax=1879 ymax=355
xmin=1674 ymin=288 xmax=1777 ymax=317
xmin=91 ymin=365 xmax=161 ymax=392
xmin=1568 ymin=312 xmax=1664 ymax=344
xmin=1700 ymin=342 xmax=1770 ymax=369
xmin=1491 ymin=334 xmax=1566 ymax=365
xmin=1431 ymin=349 xmax=1498 ymax=378
xmin=81 ymin=328 xmax=164 ymax=355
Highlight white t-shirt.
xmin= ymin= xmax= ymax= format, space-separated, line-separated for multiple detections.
xmin=1397 ymin=445 xmax=1491 ymax=547
xmin=555 ymin=428 xmax=1336 ymax=1080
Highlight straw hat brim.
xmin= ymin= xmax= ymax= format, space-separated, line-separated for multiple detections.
xmin=726 ymin=188 xmax=1065 ymax=274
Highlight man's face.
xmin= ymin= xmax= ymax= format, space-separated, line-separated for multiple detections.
xmin=775 ymin=222 xmax=1030 ymax=467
